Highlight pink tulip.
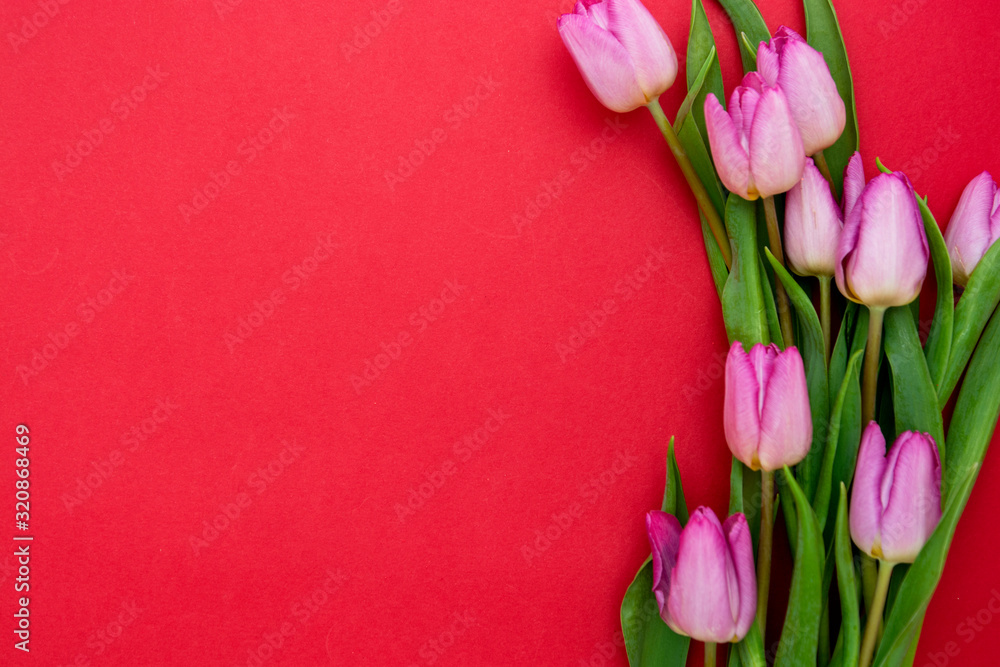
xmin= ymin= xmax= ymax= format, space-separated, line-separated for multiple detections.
xmin=646 ymin=507 xmax=756 ymax=643
xmin=785 ymin=157 xmax=844 ymax=277
xmin=757 ymin=26 xmax=846 ymax=156
xmin=704 ymin=72 xmax=805 ymax=200
xmin=724 ymin=342 xmax=812 ymax=471
xmin=850 ymin=423 xmax=941 ymax=563
xmin=943 ymin=171 xmax=1000 ymax=287
xmin=835 ymin=158 xmax=929 ymax=307
xmin=557 ymin=0 xmax=678 ymax=113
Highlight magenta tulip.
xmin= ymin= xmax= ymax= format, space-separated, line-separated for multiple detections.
xmin=944 ymin=171 xmax=1000 ymax=287
xmin=557 ymin=0 xmax=678 ymax=113
xmin=785 ymin=157 xmax=844 ymax=277
xmin=835 ymin=158 xmax=929 ymax=307
xmin=756 ymin=26 xmax=846 ymax=156
xmin=850 ymin=423 xmax=941 ymax=563
xmin=704 ymin=72 xmax=805 ymax=200
xmin=646 ymin=508 xmax=756 ymax=643
xmin=724 ymin=342 xmax=812 ymax=471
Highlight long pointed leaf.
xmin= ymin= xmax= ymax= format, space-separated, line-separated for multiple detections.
xmin=723 ymin=196 xmax=768 ymax=345
xmin=834 ymin=484 xmax=859 ymax=667
xmin=716 ymin=0 xmax=770 ymax=73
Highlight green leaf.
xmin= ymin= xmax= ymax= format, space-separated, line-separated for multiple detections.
xmin=686 ymin=0 xmax=725 ymax=140
xmin=828 ymin=302 xmax=858 ymax=405
xmin=674 ymin=46 xmax=716 ymax=135
xmin=675 ymin=110 xmax=726 ymax=220
xmin=938 ymin=239 xmax=1000 ymax=406
xmin=701 ymin=212 xmax=729 ymax=301
xmin=736 ymin=620 xmax=767 ymax=667
xmin=883 ymin=307 xmax=946 ymax=457
xmin=813 ymin=349 xmax=863 ymax=533
xmin=829 ymin=307 xmax=868 ymax=509
xmin=803 ymin=0 xmax=859 ymax=195
xmin=723 ymin=196 xmax=769 ymax=346
xmin=760 ymin=253 xmax=784 ymax=348
xmin=775 ymin=468 xmax=824 ymax=667
xmin=834 ymin=484 xmax=860 ymax=667
xmin=716 ymin=0 xmax=770 ymax=73
xmin=765 ymin=249 xmax=830 ymax=500
xmin=622 ymin=439 xmax=690 ymax=666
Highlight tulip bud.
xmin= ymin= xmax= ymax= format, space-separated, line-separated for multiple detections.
xmin=943 ymin=171 xmax=1000 ymax=287
xmin=835 ymin=162 xmax=929 ymax=307
xmin=785 ymin=157 xmax=844 ymax=277
xmin=724 ymin=342 xmax=812 ymax=471
xmin=849 ymin=423 xmax=941 ymax=563
xmin=646 ymin=507 xmax=756 ymax=643
xmin=704 ymin=72 xmax=805 ymax=200
xmin=557 ymin=0 xmax=678 ymax=113
xmin=756 ymin=26 xmax=846 ymax=155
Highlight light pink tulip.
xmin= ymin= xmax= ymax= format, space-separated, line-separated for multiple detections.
xmin=704 ymin=72 xmax=806 ymax=200
xmin=835 ymin=161 xmax=928 ymax=307
xmin=724 ymin=342 xmax=812 ymax=471
xmin=647 ymin=508 xmax=756 ymax=643
xmin=558 ymin=0 xmax=678 ymax=113
xmin=943 ymin=171 xmax=1000 ymax=287
xmin=850 ymin=423 xmax=941 ymax=564
xmin=757 ymin=26 xmax=846 ymax=155
xmin=785 ymin=157 xmax=844 ymax=277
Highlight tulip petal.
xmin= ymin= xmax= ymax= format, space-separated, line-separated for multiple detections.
xmin=647 ymin=510 xmax=683 ymax=625
xmin=705 ymin=95 xmax=752 ymax=200
xmin=748 ymin=87 xmax=805 ymax=198
xmin=605 ymin=0 xmax=677 ymax=99
xmin=842 ymin=151 xmax=864 ymax=222
xmin=756 ymin=41 xmax=780 ymax=88
xmin=785 ymin=158 xmax=843 ymax=277
xmin=558 ymin=14 xmax=646 ymax=113
xmin=774 ymin=39 xmax=846 ymax=154
xmin=757 ymin=346 xmax=812 ymax=471
xmin=724 ymin=342 xmax=762 ymax=468
xmin=583 ymin=0 xmax=610 ymax=28
xmin=668 ymin=508 xmax=737 ymax=643
xmin=850 ymin=422 xmax=887 ymax=556
xmin=879 ymin=432 xmax=941 ymax=563
xmin=723 ymin=513 xmax=756 ymax=640
xmin=944 ymin=171 xmax=997 ymax=286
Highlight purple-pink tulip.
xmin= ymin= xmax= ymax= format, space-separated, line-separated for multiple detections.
xmin=646 ymin=507 xmax=756 ymax=643
xmin=785 ymin=157 xmax=844 ymax=277
xmin=704 ymin=72 xmax=805 ymax=200
xmin=724 ymin=342 xmax=812 ymax=471
xmin=835 ymin=153 xmax=929 ymax=307
xmin=557 ymin=0 xmax=678 ymax=113
xmin=850 ymin=423 xmax=942 ymax=563
xmin=756 ymin=26 xmax=846 ymax=156
xmin=944 ymin=171 xmax=1000 ymax=287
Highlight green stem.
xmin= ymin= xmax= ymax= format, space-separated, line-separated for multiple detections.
xmin=859 ymin=562 xmax=896 ymax=667
xmin=704 ymin=641 xmax=717 ymax=667
xmin=820 ymin=276 xmax=832 ymax=361
xmin=763 ymin=195 xmax=795 ymax=347
xmin=860 ymin=553 xmax=878 ymax=615
xmin=757 ymin=470 xmax=775 ymax=637
xmin=862 ymin=307 xmax=886 ymax=424
xmin=647 ymin=99 xmax=732 ymax=269
xmin=813 ymin=149 xmax=837 ymax=198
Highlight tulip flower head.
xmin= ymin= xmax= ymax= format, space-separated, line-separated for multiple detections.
xmin=757 ymin=26 xmax=846 ymax=155
xmin=646 ymin=508 xmax=756 ymax=643
xmin=724 ymin=342 xmax=812 ymax=471
xmin=835 ymin=154 xmax=929 ymax=307
xmin=704 ymin=72 xmax=806 ymax=200
xmin=785 ymin=157 xmax=844 ymax=277
xmin=850 ymin=423 xmax=942 ymax=564
xmin=944 ymin=171 xmax=1000 ymax=287
xmin=557 ymin=0 xmax=678 ymax=113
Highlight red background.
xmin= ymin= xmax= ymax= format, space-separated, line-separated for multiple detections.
xmin=2 ymin=0 xmax=998 ymax=665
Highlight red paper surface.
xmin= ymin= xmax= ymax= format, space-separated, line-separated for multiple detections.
xmin=2 ymin=0 xmax=999 ymax=665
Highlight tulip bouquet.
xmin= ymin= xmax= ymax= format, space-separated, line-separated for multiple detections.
xmin=557 ymin=1 xmax=1000 ymax=666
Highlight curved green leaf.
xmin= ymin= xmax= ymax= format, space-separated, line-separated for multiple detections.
xmin=716 ymin=0 xmax=770 ymax=73
xmin=736 ymin=620 xmax=767 ymax=667
xmin=813 ymin=349 xmax=863 ymax=533
xmin=675 ymin=46 xmax=716 ymax=136
xmin=834 ymin=484 xmax=860 ymax=667
xmin=723 ymin=196 xmax=768 ymax=346
xmin=675 ymin=107 xmax=726 ymax=219
xmin=686 ymin=0 xmax=725 ymax=139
